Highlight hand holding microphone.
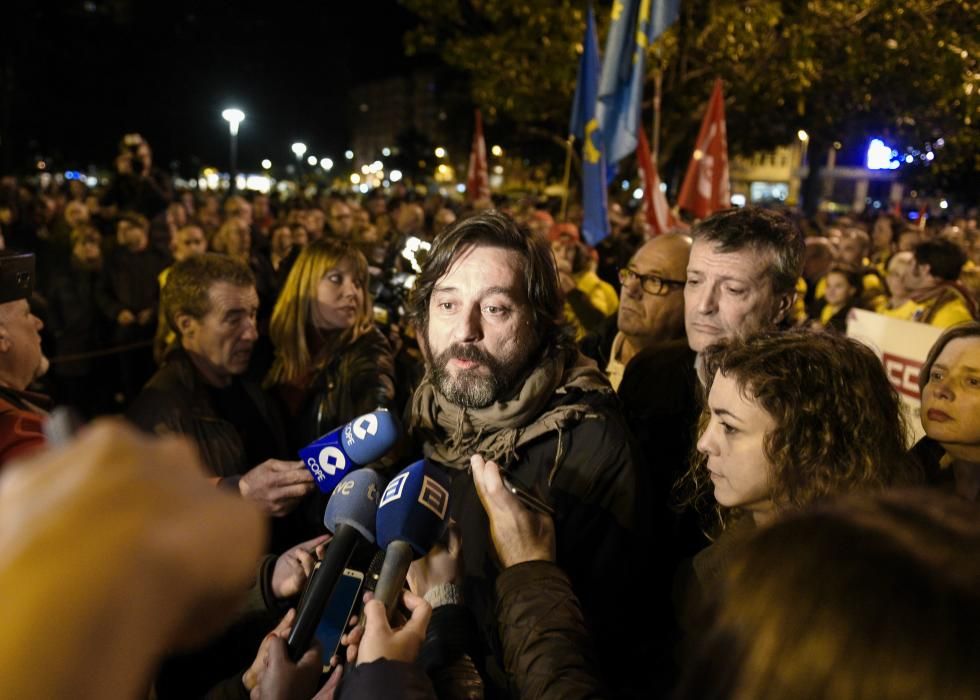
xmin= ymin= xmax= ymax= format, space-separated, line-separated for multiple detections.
xmin=373 ymin=460 xmax=453 ymax=622
xmin=286 ymin=468 xmax=384 ymax=661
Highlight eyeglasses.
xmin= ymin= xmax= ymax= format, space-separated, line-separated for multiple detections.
xmin=618 ymin=267 xmax=686 ymax=296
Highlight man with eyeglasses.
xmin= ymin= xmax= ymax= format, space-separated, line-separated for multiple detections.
xmin=582 ymin=234 xmax=691 ymax=390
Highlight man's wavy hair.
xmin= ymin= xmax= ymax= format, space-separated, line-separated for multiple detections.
xmin=678 ymin=329 xmax=920 ymax=531
xmin=407 ymin=209 xmax=571 ymax=354
xmin=691 ymin=206 xmax=804 ymax=297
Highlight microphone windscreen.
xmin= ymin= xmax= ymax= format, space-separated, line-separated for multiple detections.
xmin=299 ymin=409 xmax=400 ymax=493
xmin=342 ymin=409 xmax=400 ymax=465
xmin=376 ymin=460 xmax=451 ymax=556
xmin=323 ymin=469 xmax=385 ymax=543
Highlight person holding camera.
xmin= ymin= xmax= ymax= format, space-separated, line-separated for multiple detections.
xmin=100 ymin=132 xmax=172 ymax=220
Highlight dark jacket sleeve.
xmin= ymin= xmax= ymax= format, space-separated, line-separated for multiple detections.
xmin=495 ymin=561 xmax=606 ymax=700
xmin=342 ymin=328 xmax=397 ymax=419
xmin=339 ymin=659 xmax=437 ymax=700
xmin=417 ymin=603 xmax=484 ymax=700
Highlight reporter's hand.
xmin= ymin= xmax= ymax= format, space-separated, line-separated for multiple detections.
xmin=406 ymin=523 xmax=462 ymax=598
xmin=271 ymin=534 xmax=331 ymax=599
xmin=117 ymin=309 xmax=135 ymax=326
xmin=251 ymin=635 xmax=322 ymax=700
xmin=471 ymin=454 xmax=556 ymax=568
xmin=243 ymin=610 xmax=321 ymax=700
xmin=239 ymin=459 xmax=315 ymax=517
xmin=356 ymin=591 xmax=431 ymax=667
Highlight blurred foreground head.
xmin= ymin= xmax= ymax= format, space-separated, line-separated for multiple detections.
xmin=677 ymin=489 xmax=980 ymax=700
xmin=0 ymin=420 xmax=265 ymax=699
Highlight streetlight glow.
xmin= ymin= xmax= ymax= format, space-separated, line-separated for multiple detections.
xmin=320 ymin=157 xmax=333 ymax=171
xmin=291 ymin=142 xmax=307 ymax=158
xmin=222 ymin=108 xmax=245 ymax=135
xmin=434 ymin=147 xmax=446 ymax=158
xmin=307 ymin=155 xmax=317 ymax=166
xmin=222 ymin=108 xmax=245 ymax=193
xmin=345 ymin=150 xmax=354 ymax=160
xmin=261 ymin=159 xmax=272 ymax=169
xmin=491 ymin=145 xmax=503 ymax=157
xmin=797 ymin=130 xmax=809 ymax=143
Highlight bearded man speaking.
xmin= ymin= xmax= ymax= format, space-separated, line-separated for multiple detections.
xmin=407 ymin=211 xmax=652 ymax=698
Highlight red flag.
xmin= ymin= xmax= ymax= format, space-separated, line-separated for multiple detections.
xmin=466 ymin=109 xmax=490 ymax=202
xmin=636 ymin=127 xmax=675 ymax=236
xmin=677 ymin=78 xmax=730 ymax=219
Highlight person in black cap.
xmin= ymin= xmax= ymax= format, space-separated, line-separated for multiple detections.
xmin=0 ymin=251 xmax=50 ymax=467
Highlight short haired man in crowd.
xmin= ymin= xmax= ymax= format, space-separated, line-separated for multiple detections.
xmin=127 ymin=254 xmax=314 ymax=538
xmin=884 ymin=238 xmax=975 ymax=327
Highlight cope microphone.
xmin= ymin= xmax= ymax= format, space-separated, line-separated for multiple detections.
xmin=373 ymin=460 xmax=452 ymax=621
xmin=299 ymin=409 xmax=399 ymax=494
xmin=287 ymin=468 xmax=384 ymax=660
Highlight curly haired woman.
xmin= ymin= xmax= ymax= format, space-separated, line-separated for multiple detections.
xmin=677 ymin=328 xmax=921 ymax=588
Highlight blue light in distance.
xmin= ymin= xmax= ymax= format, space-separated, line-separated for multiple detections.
xmin=866 ymin=139 xmax=900 ymax=170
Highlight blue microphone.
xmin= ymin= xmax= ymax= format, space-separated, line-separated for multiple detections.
xmin=373 ymin=460 xmax=452 ymax=620
xmin=299 ymin=409 xmax=399 ymax=494
xmin=287 ymin=468 xmax=384 ymax=660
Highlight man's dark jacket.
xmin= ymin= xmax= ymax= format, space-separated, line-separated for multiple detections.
xmin=126 ymin=347 xmax=288 ymax=483
xmin=422 ymin=384 xmax=651 ymax=698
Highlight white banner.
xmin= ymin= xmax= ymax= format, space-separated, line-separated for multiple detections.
xmin=846 ymin=308 xmax=942 ymax=443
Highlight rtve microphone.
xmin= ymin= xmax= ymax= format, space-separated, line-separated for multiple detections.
xmin=287 ymin=468 xmax=384 ymax=660
xmin=373 ymin=460 xmax=452 ymax=621
xmin=299 ymin=409 xmax=399 ymax=494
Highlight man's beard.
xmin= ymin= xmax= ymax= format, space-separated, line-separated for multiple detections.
xmin=430 ymin=343 xmax=521 ymax=409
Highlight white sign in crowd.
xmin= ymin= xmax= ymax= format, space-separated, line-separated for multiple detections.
xmin=846 ymin=309 xmax=942 ymax=444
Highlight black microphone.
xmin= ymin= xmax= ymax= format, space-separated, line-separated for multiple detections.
xmin=287 ymin=468 xmax=384 ymax=660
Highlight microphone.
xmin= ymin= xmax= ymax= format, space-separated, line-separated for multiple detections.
xmin=287 ymin=468 xmax=384 ymax=660
xmin=373 ymin=460 xmax=452 ymax=621
xmin=299 ymin=409 xmax=399 ymax=494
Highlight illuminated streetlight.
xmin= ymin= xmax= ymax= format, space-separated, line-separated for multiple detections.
xmin=307 ymin=155 xmax=317 ymax=166
xmin=434 ymin=147 xmax=446 ymax=158
xmin=797 ymin=129 xmax=810 ymax=168
xmin=345 ymin=150 xmax=354 ymax=160
xmin=320 ymin=157 xmax=333 ymax=171
xmin=222 ymin=108 xmax=245 ymax=191
xmin=491 ymin=145 xmax=503 ymax=157
xmin=382 ymin=147 xmax=391 ymax=156
xmin=291 ymin=142 xmax=307 ymax=160
xmin=261 ymin=159 xmax=272 ymax=170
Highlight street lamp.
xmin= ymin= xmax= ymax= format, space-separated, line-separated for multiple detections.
xmin=797 ymin=129 xmax=810 ymax=168
xmin=291 ymin=142 xmax=308 ymax=161
xmin=222 ymin=108 xmax=245 ymax=191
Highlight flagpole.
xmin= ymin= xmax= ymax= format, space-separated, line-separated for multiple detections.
xmin=560 ymin=136 xmax=574 ymax=221
xmin=651 ymin=68 xmax=663 ymax=163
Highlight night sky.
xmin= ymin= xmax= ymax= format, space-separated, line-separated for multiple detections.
xmin=1 ymin=0 xmax=422 ymax=175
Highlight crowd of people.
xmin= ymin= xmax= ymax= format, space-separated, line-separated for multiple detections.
xmin=0 ymin=132 xmax=979 ymax=699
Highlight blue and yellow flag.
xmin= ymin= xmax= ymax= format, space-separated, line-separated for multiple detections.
xmin=597 ymin=0 xmax=680 ymax=165
xmin=569 ymin=5 xmax=608 ymax=246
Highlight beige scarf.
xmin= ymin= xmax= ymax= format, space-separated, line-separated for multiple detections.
xmin=411 ymin=348 xmax=613 ymax=469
